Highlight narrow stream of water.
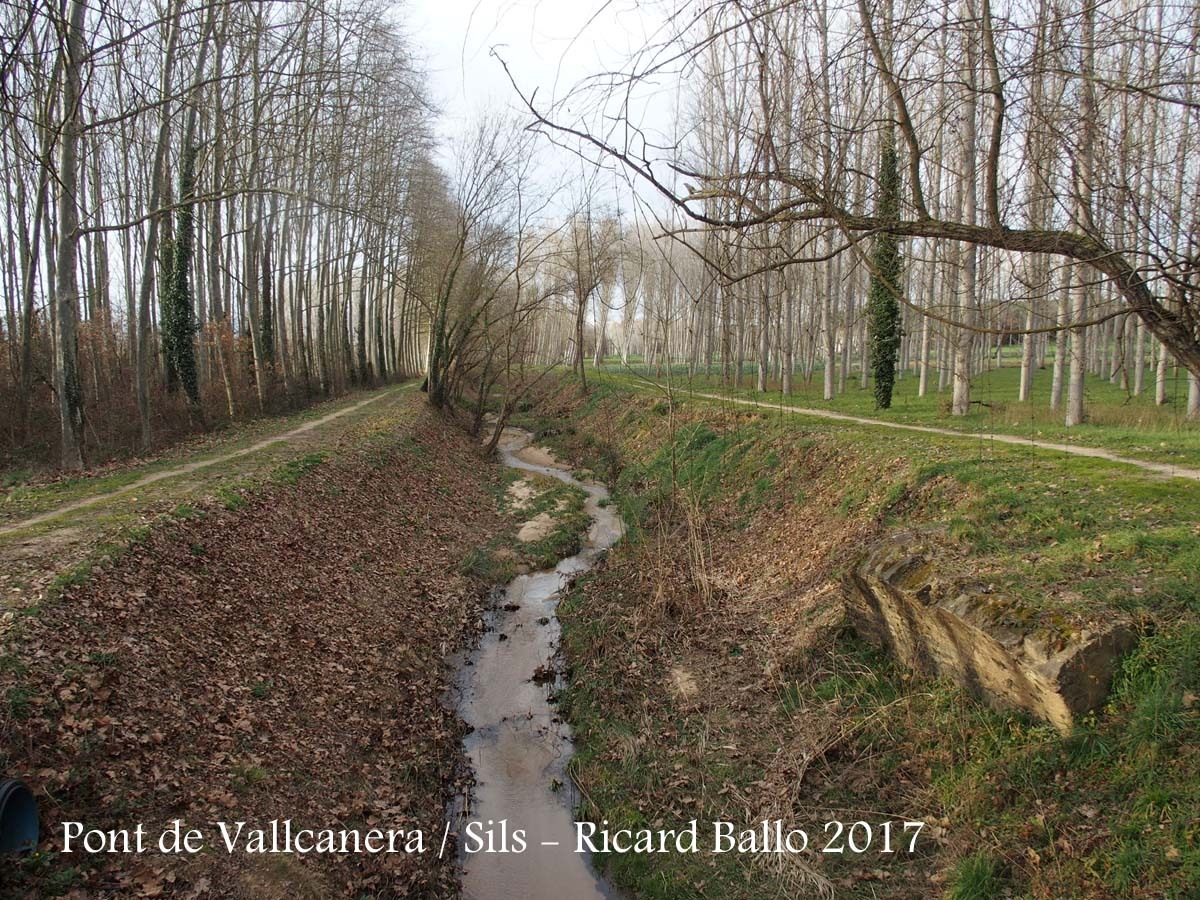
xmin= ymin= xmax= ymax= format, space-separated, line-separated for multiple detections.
xmin=454 ymin=428 xmax=624 ymax=899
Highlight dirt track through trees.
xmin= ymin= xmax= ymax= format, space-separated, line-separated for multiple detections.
xmin=0 ymin=387 xmax=405 ymax=538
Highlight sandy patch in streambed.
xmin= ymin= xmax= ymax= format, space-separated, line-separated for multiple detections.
xmin=515 ymin=496 xmax=571 ymax=542
xmin=506 ymin=477 xmax=539 ymax=512
xmin=515 ymin=445 xmax=568 ymax=469
xmin=516 ymin=512 xmax=557 ymax=542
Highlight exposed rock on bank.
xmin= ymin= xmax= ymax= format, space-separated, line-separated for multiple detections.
xmin=847 ymin=531 xmax=1136 ymax=732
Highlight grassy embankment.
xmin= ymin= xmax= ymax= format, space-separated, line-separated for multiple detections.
xmin=514 ymin=373 xmax=1200 ymax=899
xmin=597 ymin=355 xmax=1200 ymax=468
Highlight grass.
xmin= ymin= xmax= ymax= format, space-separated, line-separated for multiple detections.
xmin=948 ymin=851 xmax=1006 ymax=899
xmin=597 ymin=356 xmax=1200 ymax=467
xmin=459 ymin=545 xmax=513 ymax=582
xmin=463 ymin=470 xmax=592 ymax=582
xmin=582 ymin=368 xmax=1200 ymax=628
xmin=230 ymin=763 xmax=269 ymax=792
xmin=271 ymin=451 xmax=329 ymax=485
xmin=6 ymin=685 xmax=33 ymax=720
xmin=215 ymin=480 xmax=254 ymax=510
xmin=557 ymin=594 xmax=733 ymax=897
xmin=1 ymin=468 xmax=151 ymax=525
xmin=532 ymin=373 xmax=1200 ymax=899
xmin=11 ymin=852 xmax=83 ymax=897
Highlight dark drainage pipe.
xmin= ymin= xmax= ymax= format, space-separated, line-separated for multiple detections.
xmin=0 ymin=779 xmax=38 ymax=853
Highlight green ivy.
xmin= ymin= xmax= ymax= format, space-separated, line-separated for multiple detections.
xmin=867 ymin=126 xmax=903 ymax=410
xmin=159 ymin=140 xmax=200 ymax=407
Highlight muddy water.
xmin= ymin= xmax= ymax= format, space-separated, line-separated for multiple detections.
xmin=453 ymin=429 xmax=623 ymax=900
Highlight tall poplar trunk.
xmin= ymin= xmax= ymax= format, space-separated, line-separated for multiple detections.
xmin=134 ymin=0 xmax=184 ymax=450
xmin=52 ymin=0 xmax=89 ymax=470
xmin=1065 ymin=0 xmax=1097 ymax=427
xmin=952 ymin=0 xmax=979 ymax=417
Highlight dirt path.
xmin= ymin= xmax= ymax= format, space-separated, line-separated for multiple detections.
xmin=0 ymin=386 xmax=405 ymax=538
xmin=686 ymin=389 xmax=1200 ymax=482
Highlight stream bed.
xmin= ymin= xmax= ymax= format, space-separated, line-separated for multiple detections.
xmin=453 ymin=428 xmax=624 ymax=899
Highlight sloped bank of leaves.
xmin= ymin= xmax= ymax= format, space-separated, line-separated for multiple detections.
xmin=0 ymin=397 xmax=508 ymax=898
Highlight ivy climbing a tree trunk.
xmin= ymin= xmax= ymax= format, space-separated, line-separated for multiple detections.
xmin=867 ymin=128 xmax=903 ymax=409
xmin=160 ymin=140 xmax=203 ymax=421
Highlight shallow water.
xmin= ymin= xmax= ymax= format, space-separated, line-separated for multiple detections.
xmin=454 ymin=429 xmax=624 ymax=900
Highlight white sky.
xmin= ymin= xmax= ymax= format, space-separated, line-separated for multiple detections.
xmin=408 ymin=0 xmax=658 ymax=127
xmin=405 ymin=0 xmax=685 ymax=216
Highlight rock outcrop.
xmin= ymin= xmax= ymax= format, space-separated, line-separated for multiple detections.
xmin=847 ymin=531 xmax=1136 ymax=733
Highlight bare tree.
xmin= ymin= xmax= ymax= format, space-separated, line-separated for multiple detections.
xmin=506 ymin=0 xmax=1200 ymax=424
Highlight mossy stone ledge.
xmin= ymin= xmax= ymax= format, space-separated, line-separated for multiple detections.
xmin=847 ymin=530 xmax=1137 ymax=732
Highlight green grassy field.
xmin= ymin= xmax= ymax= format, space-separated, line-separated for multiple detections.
xmin=595 ymin=356 xmax=1200 ymax=468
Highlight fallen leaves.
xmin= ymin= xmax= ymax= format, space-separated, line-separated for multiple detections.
xmin=0 ymin=398 xmax=508 ymax=898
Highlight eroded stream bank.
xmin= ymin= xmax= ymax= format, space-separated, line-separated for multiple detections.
xmin=453 ymin=428 xmax=624 ymax=899
xmin=500 ymin=377 xmax=1200 ymax=899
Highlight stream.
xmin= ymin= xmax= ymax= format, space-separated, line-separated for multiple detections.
xmin=453 ymin=428 xmax=624 ymax=899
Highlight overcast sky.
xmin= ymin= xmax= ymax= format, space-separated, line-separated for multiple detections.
xmin=406 ymin=0 xmax=685 ymax=217
xmin=408 ymin=0 xmax=652 ymax=127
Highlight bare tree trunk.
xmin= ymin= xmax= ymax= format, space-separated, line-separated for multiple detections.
xmin=1018 ymin=299 xmax=1036 ymax=402
xmin=134 ymin=0 xmax=184 ymax=450
xmin=1065 ymin=0 xmax=1097 ymax=427
xmin=52 ymin=0 xmax=89 ymax=470
xmin=822 ymin=232 xmax=837 ymax=400
xmin=951 ymin=1 xmax=980 ymax=417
